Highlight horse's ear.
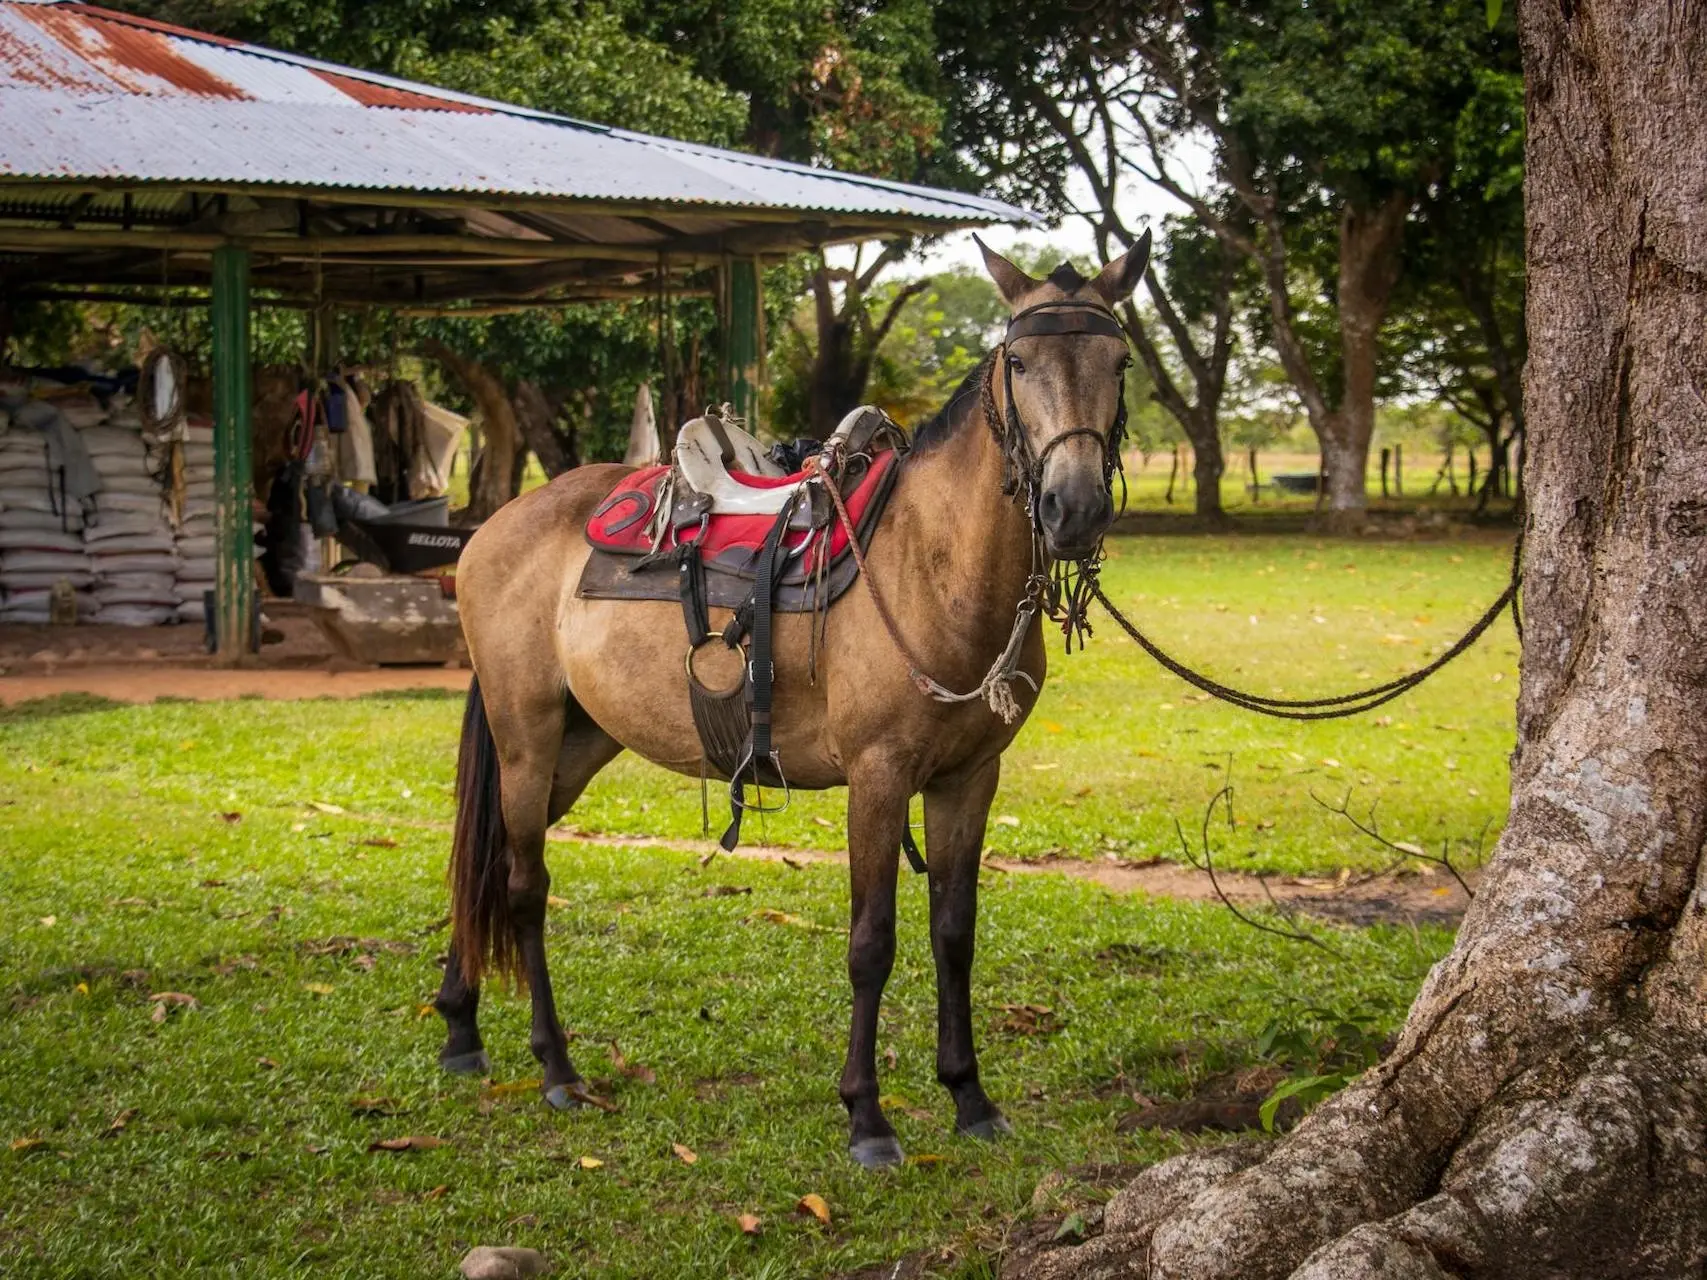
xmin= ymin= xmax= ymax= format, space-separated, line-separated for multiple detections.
xmin=1091 ymin=229 xmax=1153 ymax=306
xmin=975 ymin=234 xmax=1040 ymax=307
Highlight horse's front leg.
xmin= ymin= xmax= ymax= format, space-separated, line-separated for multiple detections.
xmin=839 ymin=759 xmax=909 ymax=1169
xmin=924 ymin=756 xmax=1008 ymax=1138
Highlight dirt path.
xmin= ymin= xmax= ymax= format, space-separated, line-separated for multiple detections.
xmin=0 ymin=664 xmax=470 ymax=705
xmin=348 ymin=810 xmax=1472 ymax=928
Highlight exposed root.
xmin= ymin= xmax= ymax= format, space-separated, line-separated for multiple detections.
xmin=1019 ymin=1028 xmax=1707 ymax=1280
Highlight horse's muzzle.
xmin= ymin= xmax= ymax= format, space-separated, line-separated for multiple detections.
xmin=1039 ymin=482 xmax=1112 ymax=562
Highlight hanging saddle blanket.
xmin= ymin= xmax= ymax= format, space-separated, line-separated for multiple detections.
xmin=576 ymin=447 xmax=901 ymax=613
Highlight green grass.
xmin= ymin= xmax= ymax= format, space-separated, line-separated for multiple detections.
xmin=0 ymin=765 xmax=1450 ymax=1278
xmin=0 ymin=530 xmax=1519 ymax=877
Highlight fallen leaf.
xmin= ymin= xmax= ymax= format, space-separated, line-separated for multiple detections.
xmin=367 ymin=1135 xmax=447 ymax=1152
xmin=811 ymin=816 xmax=835 ymax=829
xmin=422 ymin=1184 xmax=448 ymax=1200
xmin=994 ymin=815 xmax=1020 ymax=828
xmin=103 ymin=1108 xmax=137 ymax=1136
xmin=702 ymin=885 xmax=752 ymax=898
xmin=546 ymin=894 xmax=570 ymax=908
xmin=996 ymin=1003 xmax=1064 ymax=1036
xmin=10 ymin=1136 xmax=45 ymax=1153
xmin=1320 ymin=757 xmax=1342 ymax=769
xmin=350 ymin=1095 xmax=404 ymax=1117
xmin=302 ymin=982 xmax=335 ymax=996
xmin=577 ymin=1155 xmax=604 ymax=1170
xmin=737 ymin=1213 xmax=762 ymax=1235
xmin=480 ymin=1079 xmax=543 ymax=1101
xmin=416 ymin=1004 xmax=436 ymax=1020
xmin=795 ymin=1193 xmax=831 ymax=1226
xmin=148 ymin=992 xmax=198 ymax=1009
xmin=671 ymin=1142 xmax=698 ymax=1165
xmin=38 ymin=915 xmax=55 ymax=928
xmin=74 ymin=981 xmax=88 ymax=996
xmin=781 ymin=856 xmax=804 ymax=870
xmin=307 ymin=801 xmax=346 ymax=815
xmin=218 ymin=812 xmax=242 ymax=824
xmin=199 ymin=879 xmax=227 ymax=888
xmin=749 ymin=908 xmax=842 ymax=934
xmin=360 ymin=837 xmax=399 ymax=849
xmin=905 ymin=1153 xmax=945 ymax=1167
xmin=608 ymin=1041 xmax=657 ymax=1085
xmin=564 ymin=1084 xmax=620 ymax=1113
xmin=883 ymin=1046 xmax=898 ymax=1070
xmin=150 ymin=1003 xmax=167 ymax=1024
xmin=1043 ymin=720 xmax=1064 ymax=733
xmin=257 ymin=1057 xmax=279 ymax=1070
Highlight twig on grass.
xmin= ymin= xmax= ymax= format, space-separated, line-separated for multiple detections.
xmin=1312 ymin=789 xmax=1477 ymax=900
xmin=1176 ymin=782 xmax=1344 ymax=958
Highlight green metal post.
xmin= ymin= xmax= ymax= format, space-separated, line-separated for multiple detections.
xmin=211 ymin=245 xmax=254 ymax=661
xmin=727 ymin=259 xmax=760 ymax=428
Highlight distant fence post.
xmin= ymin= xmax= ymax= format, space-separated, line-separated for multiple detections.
xmin=1381 ymin=446 xmax=1391 ymax=497
xmin=1248 ymin=445 xmax=1260 ymax=503
xmin=1395 ymin=443 xmax=1403 ymax=496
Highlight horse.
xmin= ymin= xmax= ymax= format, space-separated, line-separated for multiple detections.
xmin=434 ymin=232 xmax=1150 ymax=1168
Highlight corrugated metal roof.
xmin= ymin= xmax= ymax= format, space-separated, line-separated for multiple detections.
xmin=0 ymin=0 xmax=1032 ymax=225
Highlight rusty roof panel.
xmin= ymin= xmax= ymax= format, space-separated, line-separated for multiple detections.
xmin=0 ymin=0 xmax=1034 ymax=228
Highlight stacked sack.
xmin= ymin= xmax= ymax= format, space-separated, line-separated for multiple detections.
xmin=0 ymin=396 xmax=96 ymax=624
xmin=172 ymin=416 xmax=217 ymax=626
xmin=83 ymin=397 xmax=179 ymax=627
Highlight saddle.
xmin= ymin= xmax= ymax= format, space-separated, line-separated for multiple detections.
xmin=578 ymin=406 xmax=901 ymax=614
xmin=576 ymin=404 xmax=918 ymax=862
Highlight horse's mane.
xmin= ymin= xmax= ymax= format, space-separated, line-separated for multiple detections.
xmin=908 ymin=351 xmax=994 ymax=455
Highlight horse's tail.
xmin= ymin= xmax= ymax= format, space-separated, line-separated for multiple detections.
xmin=449 ymin=675 xmax=518 ymax=988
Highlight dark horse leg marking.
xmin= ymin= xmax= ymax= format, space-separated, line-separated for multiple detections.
xmin=839 ymin=760 xmax=909 ymax=1168
xmin=925 ymin=758 xmax=1008 ymax=1138
xmin=439 ymin=678 xmax=618 ymax=1108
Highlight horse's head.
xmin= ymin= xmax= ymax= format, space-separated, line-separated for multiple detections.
xmin=975 ymin=232 xmax=1151 ymax=561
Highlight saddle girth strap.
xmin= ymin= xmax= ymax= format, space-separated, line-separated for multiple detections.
xmin=719 ymin=496 xmax=796 ymax=851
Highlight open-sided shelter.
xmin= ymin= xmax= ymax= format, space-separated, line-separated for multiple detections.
xmin=0 ymin=0 xmax=1031 ymax=656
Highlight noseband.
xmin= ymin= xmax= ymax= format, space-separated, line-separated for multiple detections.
xmin=980 ymin=297 xmax=1131 ymax=648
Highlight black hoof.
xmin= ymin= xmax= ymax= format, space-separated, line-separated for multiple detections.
xmin=958 ymin=1113 xmax=1012 ymax=1141
xmin=440 ymin=1048 xmax=490 ymax=1076
xmin=542 ymin=1083 xmax=586 ymax=1112
xmin=849 ymin=1135 xmax=905 ymax=1170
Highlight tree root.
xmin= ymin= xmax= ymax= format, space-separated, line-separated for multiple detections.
xmin=1017 ymin=1029 xmax=1707 ymax=1279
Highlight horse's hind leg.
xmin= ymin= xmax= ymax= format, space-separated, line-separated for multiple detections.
xmin=924 ymin=757 xmax=1008 ymax=1138
xmin=512 ymin=702 xmax=620 ymax=1109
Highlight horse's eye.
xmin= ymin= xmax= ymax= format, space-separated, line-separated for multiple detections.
xmin=1117 ymin=355 xmax=1133 ymax=375
xmin=1007 ymin=354 xmax=1025 ymax=375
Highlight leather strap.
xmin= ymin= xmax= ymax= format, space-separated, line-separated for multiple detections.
xmin=1005 ymin=300 xmax=1127 ymax=344
xmin=720 ymin=494 xmax=796 ymax=851
xmin=676 ymin=545 xmax=710 ymax=648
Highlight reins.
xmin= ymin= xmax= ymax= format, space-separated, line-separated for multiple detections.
xmin=828 ymin=293 xmax=1523 ymax=727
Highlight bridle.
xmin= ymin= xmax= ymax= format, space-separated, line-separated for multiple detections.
xmin=980 ymin=296 xmax=1131 ymax=649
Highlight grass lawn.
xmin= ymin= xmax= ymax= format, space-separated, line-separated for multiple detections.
xmin=0 ymin=753 xmax=1450 ymax=1278
xmin=0 ymin=528 xmax=1520 ymax=878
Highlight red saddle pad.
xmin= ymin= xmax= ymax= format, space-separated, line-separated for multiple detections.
xmin=585 ymin=450 xmax=900 ymax=564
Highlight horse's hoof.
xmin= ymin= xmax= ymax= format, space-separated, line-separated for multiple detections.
xmin=440 ymin=1049 xmax=489 ymax=1076
xmin=959 ymin=1113 xmax=1012 ymax=1141
xmin=849 ymin=1135 xmax=905 ymax=1170
xmin=542 ymin=1083 xmax=586 ymax=1112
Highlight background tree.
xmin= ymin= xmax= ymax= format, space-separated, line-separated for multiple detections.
xmin=1115 ymin=0 xmax=1516 ymax=526
xmin=1028 ymin=4 xmax=1707 ymax=1274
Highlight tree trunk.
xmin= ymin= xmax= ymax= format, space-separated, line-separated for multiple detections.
xmin=1021 ymin=4 xmax=1707 ymax=1276
xmin=1317 ymin=193 xmax=1409 ymax=528
xmin=1190 ymin=423 xmax=1225 ymax=520
xmin=423 ymin=340 xmax=520 ymax=523
xmin=511 ymin=379 xmax=574 ymax=478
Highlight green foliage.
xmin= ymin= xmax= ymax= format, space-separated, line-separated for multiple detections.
xmin=1256 ymin=1000 xmax=1392 ymax=1131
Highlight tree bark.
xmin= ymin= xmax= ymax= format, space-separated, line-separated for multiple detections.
xmin=1317 ymin=193 xmax=1410 ymax=526
xmin=511 ymin=379 xmax=574 ymax=478
xmin=1021 ymin=4 xmax=1707 ymax=1276
xmin=423 ymin=340 xmax=520 ymax=523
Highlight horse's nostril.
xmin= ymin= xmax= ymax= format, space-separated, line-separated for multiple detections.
xmin=1041 ymin=490 xmax=1064 ymax=527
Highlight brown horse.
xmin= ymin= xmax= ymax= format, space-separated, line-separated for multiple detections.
xmin=435 ymin=234 xmax=1150 ymax=1168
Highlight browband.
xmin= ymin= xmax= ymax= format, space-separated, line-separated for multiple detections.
xmin=1004 ymin=299 xmax=1127 ymax=344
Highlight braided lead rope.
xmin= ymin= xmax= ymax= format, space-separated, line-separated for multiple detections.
xmin=806 ymin=454 xmax=1038 ymax=724
xmin=1090 ymin=559 xmax=1521 ymax=721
